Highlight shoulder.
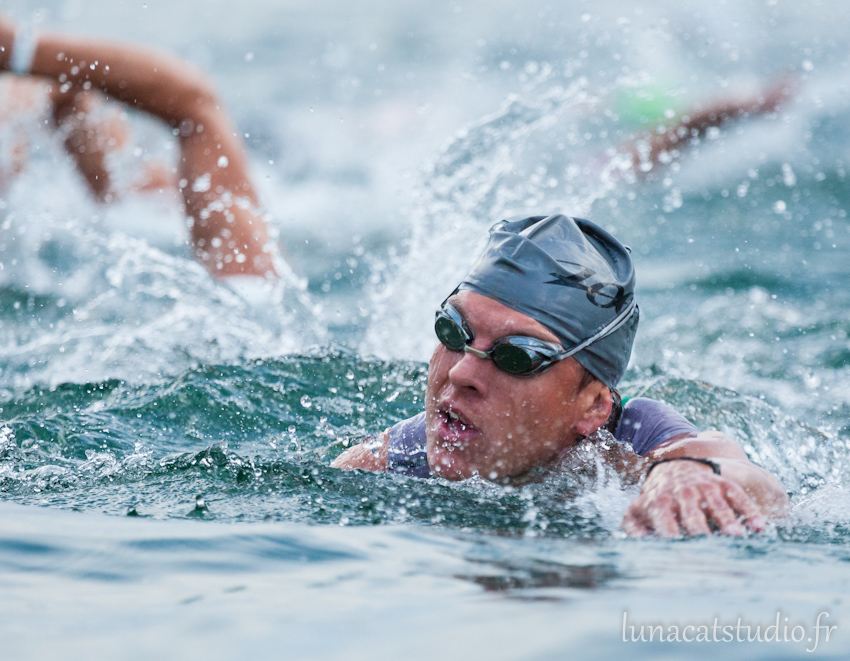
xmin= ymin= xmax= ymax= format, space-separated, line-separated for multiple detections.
xmin=329 ymin=412 xmax=429 ymax=476
xmin=622 ymin=396 xmax=689 ymax=417
xmin=614 ymin=397 xmax=700 ymax=456
xmin=330 ymin=431 xmax=389 ymax=472
xmin=386 ymin=412 xmax=430 ymax=478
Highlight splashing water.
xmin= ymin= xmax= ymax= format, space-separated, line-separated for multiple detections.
xmin=2 ymin=0 xmax=850 ymax=656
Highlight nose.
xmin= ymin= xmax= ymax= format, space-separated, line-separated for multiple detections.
xmin=447 ymin=345 xmax=491 ymax=395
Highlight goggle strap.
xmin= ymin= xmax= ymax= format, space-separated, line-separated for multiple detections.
xmin=557 ymin=298 xmax=637 ymax=360
xmin=437 ymin=296 xmax=637 ymax=369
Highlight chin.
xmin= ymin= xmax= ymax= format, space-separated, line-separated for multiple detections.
xmin=427 ymin=447 xmax=476 ymax=481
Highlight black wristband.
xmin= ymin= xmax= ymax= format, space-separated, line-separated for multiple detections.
xmin=645 ymin=457 xmax=721 ymax=480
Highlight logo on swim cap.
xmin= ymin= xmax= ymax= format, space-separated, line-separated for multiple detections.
xmin=545 ymin=260 xmax=631 ymax=312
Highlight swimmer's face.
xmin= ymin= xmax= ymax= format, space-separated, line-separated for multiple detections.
xmin=425 ymin=290 xmax=612 ymax=481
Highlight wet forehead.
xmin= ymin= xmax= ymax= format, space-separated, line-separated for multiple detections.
xmin=449 ymin=290 xmax=561 ymax=343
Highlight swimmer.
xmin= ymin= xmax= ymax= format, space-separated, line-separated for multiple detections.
xmin=0 ymin=14 xmax=276 ymax=279
xmin=0 ymin=76 xmax=176 ymax=201
xmin=0 ymin=16 xmax=790 ymax=281
xmin=617 ymin=77 xmax=794 ymax=177
xmin=333 ymin=214 xmax=791 ymax=538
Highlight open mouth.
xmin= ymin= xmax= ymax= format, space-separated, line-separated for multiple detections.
xmin=437 ymin=404 xmax=479 ymax=444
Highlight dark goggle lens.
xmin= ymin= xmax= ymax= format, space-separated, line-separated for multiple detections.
xmin=435 ymin=303 xmax=565 ymax=376
xmin=492 ymin=344 xmax=538 ymax=374
xmin=435 ymin=313 xmax=468 ymax=351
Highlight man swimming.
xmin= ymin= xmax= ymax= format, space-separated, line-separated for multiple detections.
xmin=333 ymin=214 xmax=790 ymax=537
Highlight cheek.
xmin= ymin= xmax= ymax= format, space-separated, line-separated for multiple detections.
xmin=426 ymin=347 xmax=450 ymax=395
xmin=484 ymin=391 xmax=544 ymax=445
xmin=497 ymin=384 xmax=575 ymax=439
xmin=501 ymin=382 xmax=552 ymax=418
xmin=428 ymin=345 xmax=454 ymax=378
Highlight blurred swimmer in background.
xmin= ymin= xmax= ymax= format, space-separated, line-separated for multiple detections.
xmin=0 ymin=13 xmax=277 ymax=280
xmin=0 ymin=75 xmax=175 ymax=201
xmin=1 ymin=14 xmax=791 ymax=285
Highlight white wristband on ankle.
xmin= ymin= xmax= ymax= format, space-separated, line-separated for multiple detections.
xmin=10 ymin=27 xmax=38 ymax=75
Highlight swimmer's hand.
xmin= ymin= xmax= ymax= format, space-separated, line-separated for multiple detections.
xmin=621 ymin=431 xmax=789 ymax=538
xmin=621 ymin=459 xmax=766 ymax=537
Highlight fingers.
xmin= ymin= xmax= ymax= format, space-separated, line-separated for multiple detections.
xmin=645 ymin=496 xmax=688 ymax=538
xmin=675 ymin=489 xmax=713 ymax=536
xmin=721 ymin=481 xmax=767 ymax=532
xmin=621 ymin=494 xmax=683 ymax=539
xmin=621 ymin=509 xmax=651 ymax=538
xmin=703 ymin=499 xmax=746 ymax=535
xmin=622 ymin=499 xmax=657 ymax=538
xmin=622 ymin=473 xmax=767 ymax=538
xmin=622 ymin=519 xmax=651 ymax=538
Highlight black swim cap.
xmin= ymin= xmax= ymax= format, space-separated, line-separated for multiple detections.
xmin=455 ymin=214 xmax=639 ymax=388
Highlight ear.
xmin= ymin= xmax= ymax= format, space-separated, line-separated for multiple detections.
xmin=574 ymin=386 xmax=613 ymax=437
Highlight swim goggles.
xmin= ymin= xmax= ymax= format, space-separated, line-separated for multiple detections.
xmin=434 ymin=302 xmax=572 ymax=376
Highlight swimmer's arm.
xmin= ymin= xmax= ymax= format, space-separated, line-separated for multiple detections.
xmin=622 ymin=431 xmax=790 ymax=538
xmin=0 ymin=16 xmax=276 ymax=278
xmin=49 ymin=87 xmax=176 ymax=201
xmin=624 ymin=77 xmax=794 ymax=173
xmin=330 ymin=431 xmax=389 ymax=472
xmin=49 ymin=88 xmax=121 ymax=202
